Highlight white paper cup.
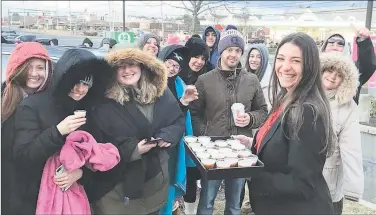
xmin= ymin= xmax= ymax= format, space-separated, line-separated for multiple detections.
xmin=231 ymin=103 xmax=245 ymax=126
xmin=184 ymin=136 xmax=198 ymax=143
xmin=231 ymin=143 xmax=246 ymax=151
xmin=227 ymin=139 xmax=241 ymax=147
xmin=197 ymin=152 xmax=210 ymax=160
xmin=74 ymin=110 xmax=86 ymax=117
xmin=238 ymin=150 xmax=252 ymax=158
xmin=204 ymin=142 xmax=216 ymax=149
xmin=188 ymin=142 xmax=201 ymax=148
xmin=214 ymin=140 xmax=228 ymax=148
xmin=225 ymin=158 xmax=239 ymax=167
xmin=198 ymin=136 xmax=211 ymax=144
xmin=216 ymin=160 xmax=232 ymax=169
xmin=218 ymin=147 xmax=232 ymax=154
xmin=238 ymin=154 xmax=259 ymax=167
xmin=202 ymin=159 xmax=216 ymax=169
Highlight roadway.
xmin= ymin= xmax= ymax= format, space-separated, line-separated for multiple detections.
xmin=5 ymin=27 xmax=105 ymax=47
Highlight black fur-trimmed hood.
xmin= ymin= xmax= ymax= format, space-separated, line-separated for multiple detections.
xmin=53 ymin=49 xmax=114 ymax=105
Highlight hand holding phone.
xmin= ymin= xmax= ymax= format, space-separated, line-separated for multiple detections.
xmin=137 ymin=139 xmax=157 ymax=154
xmin=146 ymin=137 xmax=162 ymax=144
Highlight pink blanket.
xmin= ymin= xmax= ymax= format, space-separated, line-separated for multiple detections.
xmin=36 ymin=130 xmax=121 ymax=215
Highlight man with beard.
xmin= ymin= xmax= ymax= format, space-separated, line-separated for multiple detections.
xmin=190 ymin=29 xmax=268 ymax=215
xmin=321 ymin=25 xmax=376 ymax=104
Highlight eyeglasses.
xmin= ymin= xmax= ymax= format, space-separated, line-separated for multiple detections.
xmin=166 ymin=59 xmax=181 ymax=72
xmin=327 ymin=38 xmax=345 ymax=46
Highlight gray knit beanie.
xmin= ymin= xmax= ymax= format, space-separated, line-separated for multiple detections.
xmin=218 ymin=29 xmax=245 ymax=55
xmin=138 ymin=33 xmax=160 ymax=50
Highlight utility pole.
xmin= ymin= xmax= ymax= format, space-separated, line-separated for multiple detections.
xmin=69 ymin=0 xmax=72 ymax=35
xmin=161 ymin=1 xmax=164 ymax=43
xmin=23 ymin=1 xmax=26 ymax=28
xmin=56 ymin=1 xmax=59 ymax=29
xmin=8 ymin=9 xmax=11 ymax=30
xmin=366 ymin=0 xmax=373 ymax=29
xmin=123 ymin=0 xmax=126 ymax=31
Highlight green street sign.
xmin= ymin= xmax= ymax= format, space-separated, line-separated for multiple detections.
xmin=113 ymin=31 xmax=135 ymax=44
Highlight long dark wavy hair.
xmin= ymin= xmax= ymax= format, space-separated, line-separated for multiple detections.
xmin=269 ymin=32 xmax=335 ymax=156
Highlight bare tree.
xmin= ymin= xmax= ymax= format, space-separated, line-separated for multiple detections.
xmin=224 ymin=4 xmax=251 ymax=37
xmin=165 ymin=0 xmax=232 ymax=34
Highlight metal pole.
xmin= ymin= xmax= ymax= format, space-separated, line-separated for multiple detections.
xmin=69 ymin=0 xmax=72 ymax=35
xmin=23 ymin=2 xmax=26 ymax=28
xmin=123 ymin=0 xmax=126 ymax=31
xmin=161 ymin=1 xmax=164 ymax=43
xmin=8 ymin=9 xmax=10 ymax=30
xmin=56 ymin=2 xmax=59 ymax=29
xmin=366 ymin=0 xmax=373 ymax=29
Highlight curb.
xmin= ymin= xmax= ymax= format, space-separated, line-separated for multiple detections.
xmin=359 ymin=199 xmax=376 ymax=210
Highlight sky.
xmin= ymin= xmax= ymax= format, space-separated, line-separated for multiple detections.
xmin=1 ymin=1 xmax=369 ymax=19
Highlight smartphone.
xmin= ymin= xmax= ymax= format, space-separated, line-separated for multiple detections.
xmin=55 ymin=164 xmax=66 ymax=176
xmin=146 ymin=138 xmax=162 ymax=144
xmin=55 ymin=165 xmax=71 ymax=192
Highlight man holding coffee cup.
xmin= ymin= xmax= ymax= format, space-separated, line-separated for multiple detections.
xmin=190 ymin=29 xmax=268 ymax=215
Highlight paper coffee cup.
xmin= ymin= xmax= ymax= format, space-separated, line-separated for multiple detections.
xmin=231 ymin=103 xmax=245 ymax=126
xmin=74 ymin=110 xmax=86 ymax=117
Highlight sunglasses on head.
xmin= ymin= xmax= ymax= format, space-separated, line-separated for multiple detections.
xmin=327 ymin=38 xmax=345 ymax=46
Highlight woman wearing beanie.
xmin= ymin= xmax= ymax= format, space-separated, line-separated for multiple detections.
xmin=86 ymin=48 xmax=185 ymax=215
xmin=158 ymin=45 xmax=199 ymax=215
xmin=184 ymin=36 xmax=212 ymax=85
xmin=11 ymin=48 xmax=113 ymax=215
xmin=139 ymin=33 xmax=161 ymax=57
xmin=1 ymin=42 xmax=53 ymax=215
xmin=320 ymin=52 xmax=364 ymax=215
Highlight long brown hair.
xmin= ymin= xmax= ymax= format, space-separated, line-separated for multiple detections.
xmin=269 ymin=32 xmax=335 ymax=157
xmin=1 ymin=59 xmax=33 ymax=123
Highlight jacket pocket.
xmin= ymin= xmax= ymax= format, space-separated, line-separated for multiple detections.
xmin=323 ymin=165 xmax=340 ymax=199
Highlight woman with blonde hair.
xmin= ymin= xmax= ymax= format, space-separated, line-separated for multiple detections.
xmin=86 ymin=48 xmax=185 ymax=215
xmin=1 ymin=42 xmax=53 ymax=214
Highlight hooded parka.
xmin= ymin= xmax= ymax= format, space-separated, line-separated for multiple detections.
xmin=11 ymin=49 xmax=112 ymax=215
xmin=321 ymin=33 xmax=376 ymax=104
xmin=202 ymin=26 xmax=221 ymax=69
xmin=244 ymin=44 xmax=273 ymax=110
xmin=320 ymin=52 xmax=364 ymax=203
xmin=1 ymin=42 xmax=53 ymax=215
xmin=86 ymin=48 xmax=185 ymax=215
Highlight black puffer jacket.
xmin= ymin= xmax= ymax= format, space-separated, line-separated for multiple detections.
xmin=11 ymin=49 xmax=113 ymax=214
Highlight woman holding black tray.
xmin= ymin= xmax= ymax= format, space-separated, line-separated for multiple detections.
xmin=234 ymin=32 xmax=335 ymax=214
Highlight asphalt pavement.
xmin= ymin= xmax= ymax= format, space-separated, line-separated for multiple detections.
xmin=6 ymin=28 xmax=104 ymax=47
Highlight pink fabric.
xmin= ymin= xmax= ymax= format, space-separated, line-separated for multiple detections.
xmin=36 ymin=130 xmax=121 ymax=215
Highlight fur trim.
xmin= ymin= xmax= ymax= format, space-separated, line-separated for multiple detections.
xmin=105 ymin=48 xmax=168 ymax=105
xmin=320 ymin=52 xmax=359 ymax=105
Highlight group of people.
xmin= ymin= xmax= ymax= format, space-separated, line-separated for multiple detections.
xmin=1 ymin=23 xmax=375 ymax=215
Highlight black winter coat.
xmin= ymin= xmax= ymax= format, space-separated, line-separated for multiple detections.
xmin=11 ymin=49 xmax=113 ymax=214
xmin=250 ymin=105 xmax=334 ymax=215
xmin=1 ymin=82 xmax=22 ymax=215
xmin=354 ymin=37 xmax=376 ymax=104
xmin=84 ymin=48 xmax=185 ymax=214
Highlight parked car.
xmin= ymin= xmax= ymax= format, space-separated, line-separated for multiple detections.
xmin=34 ymin=38 xmax=59 ymax=46
xmin=14 ymin=34 xmax=37 ymax=44
xmin=1 ymin=36 xmax=15 ymax=44
xmin=1 ymin=44 xmax=105 ymax=81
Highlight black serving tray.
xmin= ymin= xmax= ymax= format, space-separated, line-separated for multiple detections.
xmin=184 ymin=136 xmax=264 ymax=180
